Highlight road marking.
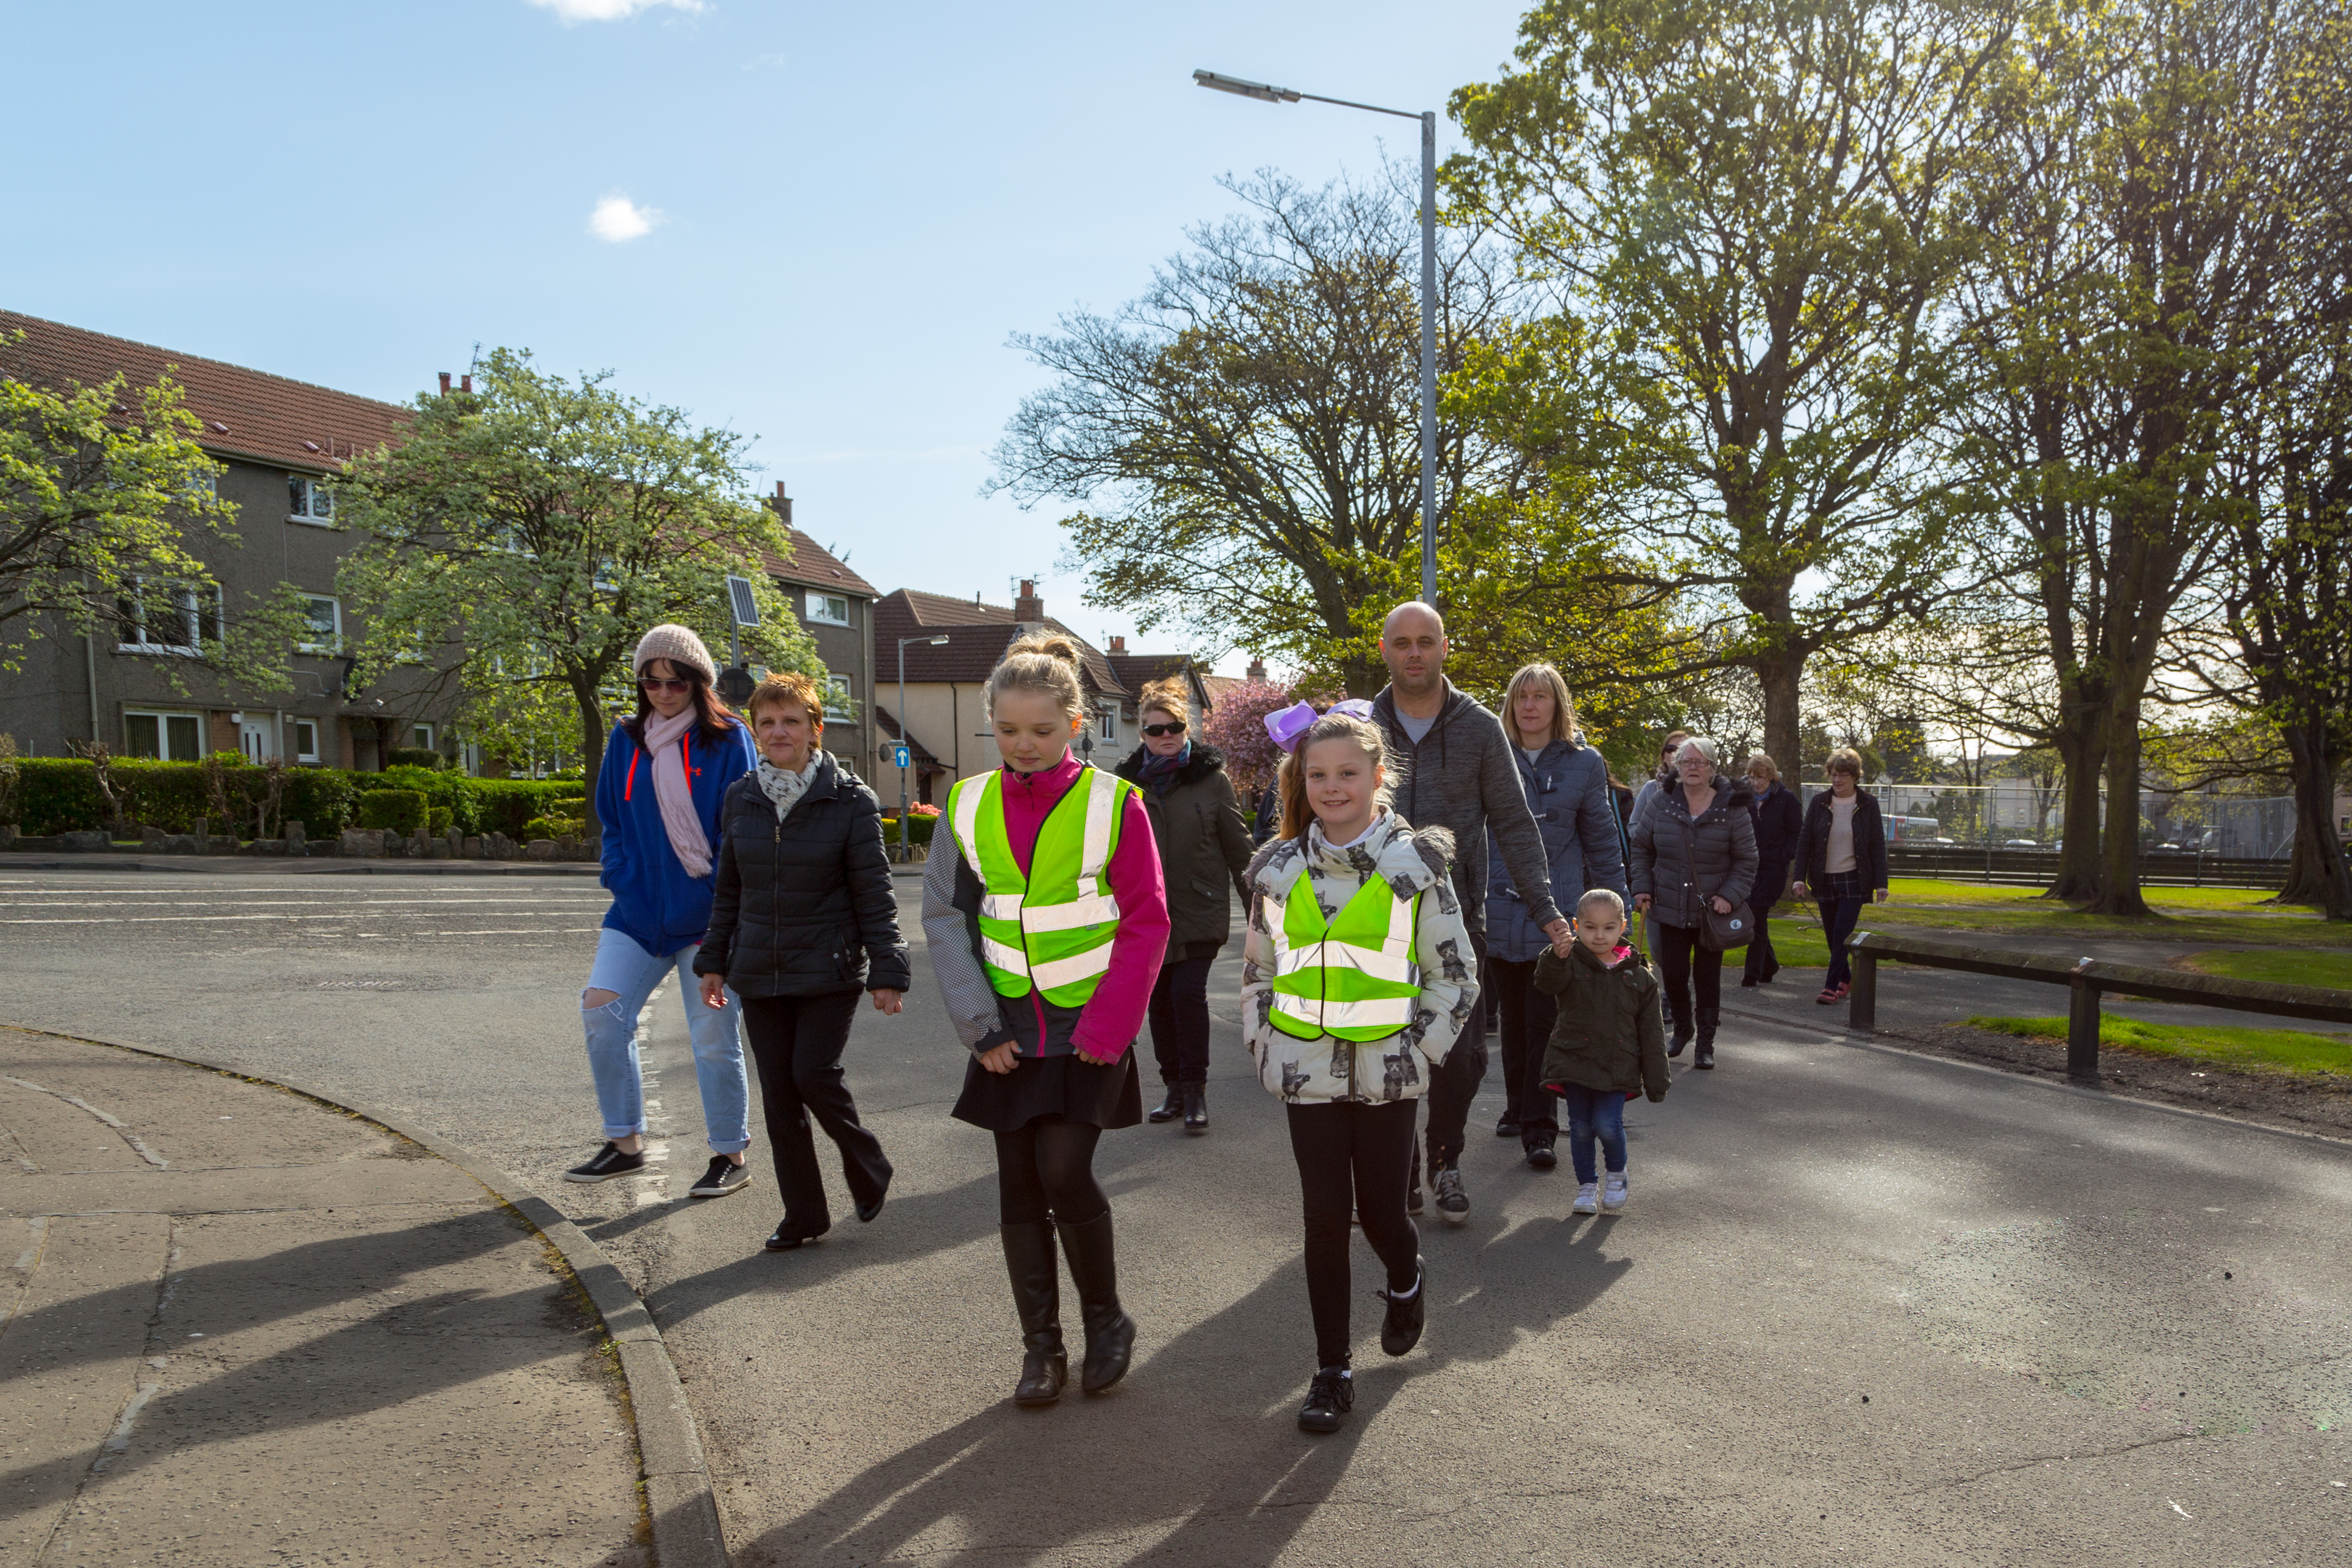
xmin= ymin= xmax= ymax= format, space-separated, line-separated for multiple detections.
xmin=1 ymin=1074 xmax=170 ymax=1167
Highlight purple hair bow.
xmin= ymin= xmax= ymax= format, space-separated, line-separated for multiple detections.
xmin=1264 ymin=698 xmax=1376 ymax=754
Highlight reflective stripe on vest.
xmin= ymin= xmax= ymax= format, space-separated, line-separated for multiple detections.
xmin=1265 ymin=872 xmax=1420 ymax=1042
xmin=948 ymin=764 xmax=1132 ymax=1006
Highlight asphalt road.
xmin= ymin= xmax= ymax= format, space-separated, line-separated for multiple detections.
xmin=4 ymin=866 xmax=2347 ymax=1566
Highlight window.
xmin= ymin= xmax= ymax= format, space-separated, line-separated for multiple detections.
xmin=824 ymin=674 xmax=855 ymax=720
xmin=298 ymin=594 xmax=341 ymax=653
xmin=412 ymin=724 xmax=434 ymax=751
xmin=117 ymin=581 xmax=222 ymax=654
xmin=804 ymin=591 xmax=851 ymax=626
xmin=125 ymin=711 xmax=205 ymax=761
xmin=287 ymin=475 xmax=335 ymax=525
xmin=293 ymin=719 xmax=322 ymax=763
xmin=1098 ymin=705 xmax=1117 ymax=740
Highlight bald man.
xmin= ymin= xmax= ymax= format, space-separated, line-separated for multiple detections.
xmin=1371 ymin=601 xmax=1568 ymax=1227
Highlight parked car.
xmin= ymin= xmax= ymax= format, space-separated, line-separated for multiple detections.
xmin=2001 ymin=838 xmax=2043 ymax=849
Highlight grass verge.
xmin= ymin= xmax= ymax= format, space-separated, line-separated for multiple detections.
xmin=2176 ymin=949 xmax=2352 ymax=990
xmin=1966 ymin=1013 xmax=2352 ymax=1076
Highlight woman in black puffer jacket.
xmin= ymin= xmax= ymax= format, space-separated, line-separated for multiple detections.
xmin=696 ymin=672 xmax=910 ymax=1252
xmin=1629 ymin=737 xmax=1757 ymax=1071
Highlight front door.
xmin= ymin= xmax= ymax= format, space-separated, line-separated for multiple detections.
xmin=240 ymin=718 xmax=274 ymax=764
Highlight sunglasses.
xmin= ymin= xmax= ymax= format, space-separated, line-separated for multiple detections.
xmin=1141 ymin=722 xmax=1186 ymax=738
xmin=639 ymin=677 xmax=693 ymax=694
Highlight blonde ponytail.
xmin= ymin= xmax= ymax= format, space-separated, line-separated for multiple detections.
xmin=988 ymin=632 xmax=1087 ymax=722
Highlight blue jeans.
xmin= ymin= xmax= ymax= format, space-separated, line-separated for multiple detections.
xmin=1559 ymin=1085 xmax=1628 ymax=1183
xmin=581 ymin=926 xmax=749 ymax=1153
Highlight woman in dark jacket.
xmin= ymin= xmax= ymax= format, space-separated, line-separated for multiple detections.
xmin=1483 ymin=663 xmax=1628 ymax=1167
xmin=1114 ymin=677 xmax=1254 ymax=1133
xmin=1630 ymin=738 xmax=1757 ymax=1071
xmin=1739 ymin=752 xmax=1804 ymax=987
xmin=1791 ymin=747 xmax=1890 ymax=1005
xmin=696 ymin=671 xmax=909 ymax=1252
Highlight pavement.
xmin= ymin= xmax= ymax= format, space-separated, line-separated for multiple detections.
xmin=3 ymin=865 xmax=2349 ymax=1564
xmin=0 ymin=1024 xmax=645 ymax=1567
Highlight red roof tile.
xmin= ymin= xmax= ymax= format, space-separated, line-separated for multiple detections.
xmin=762 ymin=527 xmax=878 ymax=598
xmin=1 ymin=309 xmax=412 ymax=474
xmin=873 ymin=589 xmax=1126 ymax=698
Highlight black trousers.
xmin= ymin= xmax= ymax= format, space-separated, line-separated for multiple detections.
xmin=1651 ymin=919 xmax=1720 ymax=1024
xmin=1741 ymin=878 xmax=1786 ymax=980
xmin=741 ymin=991 xmax=891 ymax=1238
xmin=1489 ymin=955 xmax=1559 ymax=1141
xmin=1286 ymin=1099 xmax=1421 ymax=1369
xmin=1417 ymin=944 xmax=1489 ymax=1172
xmin=1147 ymin=955 xmax=1214 ymax=1087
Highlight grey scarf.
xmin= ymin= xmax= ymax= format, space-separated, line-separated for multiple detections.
xmin=756 ymin=756 xmax=815 ymax=820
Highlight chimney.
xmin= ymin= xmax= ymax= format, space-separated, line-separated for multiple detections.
xmin=771 ymin=481 xmax=793 ymax=527
xmin=460 ymin=373 xmax=473 ymax=394
xmin=1246 ymin=654 xmax=1267 ymax=682
xmin=1108 ymin=634 xmax=1127 ymax=655
xmin=1013 ymin=579 xmax=1043 ymax=625
xmin=437 ymin=372 xmax=452 ymax=394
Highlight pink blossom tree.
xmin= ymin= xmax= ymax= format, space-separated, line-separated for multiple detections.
xmin=1200 ymin=678 xmax=1296 ymax=793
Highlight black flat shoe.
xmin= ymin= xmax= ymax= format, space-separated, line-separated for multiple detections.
xmin=563 ymin=1142 xmax=648 ymax=1183
xmin=1525 ymin=1137 xmax=1558 ymax=1170
xmin=1148 ymin=1088 xmax=1184 ymax=1123
xmin=764 ymin=1223 xmax=828 ymax=1251
xmin=1183 ymin=1085 xmax=1209 ymax=1135
xmin=1739 ymin=974 xmax=1758 ymax=988
xmin=1298 ymin=1366 xmax=1353 ymax=1433
xmin=1379 ymin=1257 xmax=1426 ymax=1357
xmin=1494 ymin=1115 xmax=1521 ymax=1139
xmin=856 ymin=1193 xmax=886 ymax=1223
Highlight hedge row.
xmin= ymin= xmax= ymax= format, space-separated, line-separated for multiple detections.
xmin=7 ymin=757 xmax=586 ymax=840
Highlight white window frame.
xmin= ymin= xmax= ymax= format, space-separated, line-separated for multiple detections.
xmin=804 ymin=591 xmax=852 ymax=626
xmin=124 ymin=709 xmax=206 ymax=761
xmin=824 ymin=674 xmax=855 ymax=721
xmin=1098 ymin=704 xmax=1117 ymax=741
xmin=293 ymin=719 xmax=323 ymax=763
xmin=411 ymin=723 xmax=435 ymax=752
xmin=287 ymin=475 xmax=335 ymax=526
xmin=117 ymin=580 xmax=221 ymax=656
xmin=298 ymin=593 xmax=342 ymax=654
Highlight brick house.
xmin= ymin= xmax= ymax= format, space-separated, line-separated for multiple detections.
xmin=1102 ymin=637 xmax=1217 ymax=730
xmin=0 ymin=311 xmax=457 ymax=770
xmin=760 ymin=486 xmax=877 ymax=779
xmin=869 ymin=581 xmax=1130 ymax=807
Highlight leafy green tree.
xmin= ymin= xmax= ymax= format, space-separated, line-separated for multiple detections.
xmin=1446 ymin=0 xmax=2017 ymax=775
xmin=333 ymin=348 xmax=822 ymax=826
xmin=1 ymin=349 xmax=301 ymax=687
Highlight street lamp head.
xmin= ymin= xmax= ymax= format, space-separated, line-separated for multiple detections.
xmin=1194 ymin=69 xmax=1299 ymax=104
xmin=928 ymin=636 xmax=949 ymax=645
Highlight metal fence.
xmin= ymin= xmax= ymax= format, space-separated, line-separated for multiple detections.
xmin=1796 ymin=782 xmax=2299 ymax=861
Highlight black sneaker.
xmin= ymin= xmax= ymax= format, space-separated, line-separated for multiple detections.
xmin=563 ymin=1142 xmax=648 ymax=1184
xmin=1297 ymin=1366 xmax=1353 ymax=1433
xmin=1525 ymin=1135 xmax=1558 ymax=1171
xmin=1406 ymin=1183 xmax=1424 ymax=1217
xmin=1494 ymin=1114 xmax=1521 ymax=1139
xmin=1432 ymin=1164 xmax=1471 ymax=1227
xmin=689 ymin=1156 xmax=753 ymax=1199
xmin=1379 ymin=1257 xmax=1426 ymax=1356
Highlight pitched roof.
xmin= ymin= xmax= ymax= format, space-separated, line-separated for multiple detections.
xmin=872 ymin=706 xmax=942 ymax=769
xmin=873 ymin=589 xmax=1125 ymax=698
xmin=1106 ymin=653 xmax=1200 ymax=709
xmin=0 ymin=309 xmax=412 ymax=475
xmin=763 ymin=526 xmax=879 ymax=599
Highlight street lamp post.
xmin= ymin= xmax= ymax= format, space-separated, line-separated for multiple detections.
xmin=1195 ymin=69 xmax=1438 ymax=607
xmin=896 ymin=634 xmax=949 ymax=862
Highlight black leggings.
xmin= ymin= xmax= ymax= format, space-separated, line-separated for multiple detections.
xmin=993 ymin=1116 xmax=1108 ymax=1226
xmin=1148 ymin=955 xmax=1214 ymax=1086
xmin=1652 ymin=919 xmax=1720 ymax=1022
xmin=1287 ymin=1099 xmax=1421 ymax=1369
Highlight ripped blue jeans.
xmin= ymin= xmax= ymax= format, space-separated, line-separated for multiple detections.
xmin=582 ymin=926 xmax=749 ymax=1153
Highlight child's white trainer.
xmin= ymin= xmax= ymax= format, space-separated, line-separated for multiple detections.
xmin=1572 ymin=1181 xmax=1599 ymax=1215
xmin=1601 ymin=1172 xmax=1628 ymax=1212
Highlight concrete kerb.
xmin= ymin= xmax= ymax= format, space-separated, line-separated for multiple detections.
xmin=1713 ymin=999 xmax=2352 ymax=1151
xmin=1 ymin=1020 xmax=730 ymax=1568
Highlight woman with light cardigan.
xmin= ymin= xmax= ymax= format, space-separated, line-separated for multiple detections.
xmin=566 ymin=624 xmax=759 ymax=1197
xmin=922 ymin=634 xmax=1170 ymax=1408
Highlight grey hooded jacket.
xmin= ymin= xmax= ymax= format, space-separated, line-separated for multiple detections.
xmin=1370 ymin=680 xmax=1562 ymax=944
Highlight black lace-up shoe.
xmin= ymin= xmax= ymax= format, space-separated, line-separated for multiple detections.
xmin=689 ymin=1156 xmax=752 ymax=1198
xmin=1379 ymin=1257 xmax=1426 ymax=1357
xmin=563 ymin=1142 xmax=647 ymax=1184
xmin=1298 ymin=1366 xmax=1354 ymax=1433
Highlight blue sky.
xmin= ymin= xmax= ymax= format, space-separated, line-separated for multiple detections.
xmin=5 ymin=0 xmax=1533 ymax=671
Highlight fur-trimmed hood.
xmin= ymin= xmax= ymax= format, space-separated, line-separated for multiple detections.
xmin=1114 ymin=740 xmax=1230 ymax=791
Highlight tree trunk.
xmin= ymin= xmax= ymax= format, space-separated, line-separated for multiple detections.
xmin=1753 ymin=649 xmax=1805 ymax=791
xmin=2046 ymin=716 xmax=2106 ymax=902
xmin=2275 ymin=722 xmax=2352 ymax=918
xmin=577 ymin=682 xmax=610 ymax=836
xmin=2085 ymin=693 xmax=2152 ymax=917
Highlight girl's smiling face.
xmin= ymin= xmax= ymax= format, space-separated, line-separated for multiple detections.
xmin=1302 ymin=736 xmax=1381 ymax=842
xmin=993 ymin=689 xmax=1079 ymax=773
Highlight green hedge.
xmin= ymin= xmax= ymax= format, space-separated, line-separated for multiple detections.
xmin=879 ymin=812 xmax=938 ymax=847
xmin=357 ymin=790 xmax=427 ymax=836
xmin=5 ymin=758 xmax=585 ymax=841
xmin=385 ymin=747 xmax=444 ymax=769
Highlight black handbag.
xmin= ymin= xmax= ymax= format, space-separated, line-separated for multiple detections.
xmin=1700 ymin=897 xmax=1755 ymax=951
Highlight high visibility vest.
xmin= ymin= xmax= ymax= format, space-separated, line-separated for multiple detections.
xmin=948 ymin=764 xmax=1133 ymax=1007
xmin=1266 ymin=872 xmax=1421 ymax=1042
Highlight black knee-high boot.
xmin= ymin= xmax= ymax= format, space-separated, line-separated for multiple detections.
xmin=1667 ymin=984 xmax=1694 ymax=1058
xmin=1053 ymin=1210 xmax=1135 ymax=1394
xmin=1000 ymin=1222 xmax=1066 ymax=1406
xmin=1695 ymin=1007 xmax=1720 ymax=1069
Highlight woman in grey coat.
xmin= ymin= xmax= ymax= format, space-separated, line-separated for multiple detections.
xmin=1630 ymin=738 xmax=1757 ymax=1070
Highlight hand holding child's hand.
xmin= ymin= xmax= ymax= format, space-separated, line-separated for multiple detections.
xmin=1543 ymin=918 xmax=1575 ymax=958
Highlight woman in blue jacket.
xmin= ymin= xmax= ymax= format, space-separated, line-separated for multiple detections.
xmin=1485 ymin=664 xmax=1629 ymax=1168
xmin=565 ymin=624 xmax=760 ymax=1199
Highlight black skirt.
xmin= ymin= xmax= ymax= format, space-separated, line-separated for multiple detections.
xmin=952 ymin=1049 xmax=1142 ymax=1132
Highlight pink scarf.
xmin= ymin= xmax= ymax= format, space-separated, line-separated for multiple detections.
xmin=640 ymin=709 xmax=712 ymax=880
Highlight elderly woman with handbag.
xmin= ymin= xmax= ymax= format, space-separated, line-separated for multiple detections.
xmin=1629 ymin=738 xmax=1757 ymax=1071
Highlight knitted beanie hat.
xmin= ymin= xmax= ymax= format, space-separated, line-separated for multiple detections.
xmin=632 ymin=624 xmax=717 ymax=685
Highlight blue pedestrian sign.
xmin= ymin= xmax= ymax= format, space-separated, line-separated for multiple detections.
xmin=892 ymin=744 xmax=911 ymax=769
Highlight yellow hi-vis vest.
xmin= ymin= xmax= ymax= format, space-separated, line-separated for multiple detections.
xmin=1266 ymin=872 xmax=1421 ymax=1041
xmin=948 ymin=764 xmax=1134 ymax=1007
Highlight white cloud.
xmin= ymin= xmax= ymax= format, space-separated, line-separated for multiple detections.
xmin=589 ymin=194 xmax=662 ymax=242
xmin=526 ymin=0 xmax=704 ymax=23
